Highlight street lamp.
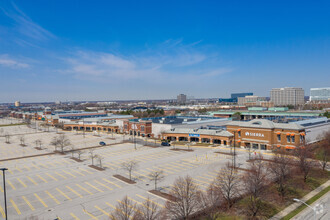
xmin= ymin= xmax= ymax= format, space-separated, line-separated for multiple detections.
xmin=293 ymin=198 xmax=316 ymax=220
xmin=0 ymin=168 xmax=8 ymax=220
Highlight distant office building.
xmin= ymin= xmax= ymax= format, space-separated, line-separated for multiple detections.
xmin=270 ymin=87 xmax=305 ymax=106
xmin=177 ymin=94 xmax=187 ymax=104
xmin=219 ymin=92 xmax=253 ymax=103
xmin=237 ymin=96 xmax=259 ymax=105
xmin=218 ymin=98 xmax=236 ymax=103
xmin=231 ymin=92 xmax=253 ymax=99
xmin=14 ymin=101 xmax=21 ymax=107
xmin=310 ymin=87 xmax=330 ymax=101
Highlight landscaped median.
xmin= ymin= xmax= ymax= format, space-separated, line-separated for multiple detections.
xmin=283 ymin=184 xmax=330 ymax=220
xmin=0 ymin=123 xmax=27 ymax=127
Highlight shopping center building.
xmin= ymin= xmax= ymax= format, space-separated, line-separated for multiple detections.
xmin=162 ymin=128 xmax=234 ymax=146
xmin=161 ymin=119 xmax=306 ymax=150
xmin=226 ymin=119 xmax=306 ymax=150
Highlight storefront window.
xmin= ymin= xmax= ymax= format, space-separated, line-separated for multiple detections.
xmin=252 ymin=143 xmax=259 ymax=149
xmin=287 ymin=135 xmax=290 ymax=143
xmin=141 ymin=126 xmax=145 ymax=132
xmin=291 ymin=136 xmax=295 ymax=143
xmin=277 ymin=134 xmax=281 ymax=142
xmin=260 ymin=144 xmax=266 ymax=150
xmin=300 ymin=135 xmax=305 ymax=143
xmin=238 ymin=131 xmax=241 ymax=137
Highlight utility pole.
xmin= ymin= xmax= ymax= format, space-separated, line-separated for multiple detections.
xmin=0 ymin=168 xmax=8 ymax=220
xmin=232 ymin=131 xmax=236 ymax=168
xmin=83 ymin=118 xmax=85 ymax=138
xmin=133 ymin=122 xmax=137 ymax=150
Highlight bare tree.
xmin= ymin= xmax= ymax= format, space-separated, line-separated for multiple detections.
xmin=76 ymin=150 xmax=84 ymax=160
xmin=317 ymin=130 xmax=330 ymax=170
xmin=294 ymin=146 xmax=315 ymax=182
xmin=165 ymin=175 xmax=202 ymax=220
xmin=121 ymin=160 xmax=139 ymax=180
xmin=70 ymin=146 xmax=75 ymax=157
xmin=57 ymin=134 xmax=71 ymax=153
xmin=19 ymin=135 xmax=25 ymax=146
xmin=50 ymin=134 xmax=71 ymax=153
xmin=35 ymin=139 xmax=42 ymax=149
xmin=186 ymin=142 xmax=191 ymax=150
xmin=5 ymin=133 xmax=10 ymax=143
xmin=50 ymin=136 xmax=59 ymax=151
xmin=213 ymin=161 xmax=240 ymax=209
xmin=110 ymin=196 xmax=136 ymax=220
xmin=149 ymin=170 xmax=164 ymax=190
xmin=96 ymin=155 xmax=104 ymax=168
xmin=89 ymin=149 xmax=97 ymax=165
xmin=199 ymin=184 xmax=223 ymax=219
xmin=242 ymin=154 xmax=268 ymax=218
xmin=134 ymin=197 xmax=160 ymax=220
xmin=267 ymin=150 xmax=293 ymax=198
xmin=247 ymin=145 xmax=252 ymax=160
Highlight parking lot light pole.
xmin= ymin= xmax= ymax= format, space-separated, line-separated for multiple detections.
xmin=0 ymin=168 xmax=8 ymax=220
xmin=232 ymin=131 xmax=236 ymax=168
xmin=293 ymin=198 xmax=316 ymax=220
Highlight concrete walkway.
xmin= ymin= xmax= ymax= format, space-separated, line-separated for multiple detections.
xmin=270 ymin=179 xmax=330 ymax=220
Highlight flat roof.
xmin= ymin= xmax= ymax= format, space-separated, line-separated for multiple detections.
xmin=209 ymin=111 xmax=321 ymax=117
xmin=227 ymin=119 xmax=304 ymax=130
xmin=164 ymin=128 xmax=233 ymax=137
xmin=129 ymin=116 xmax=228 ymax=125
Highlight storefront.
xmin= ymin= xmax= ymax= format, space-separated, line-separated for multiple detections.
xmin=226 ymin=119 xmax=306 ymax=150
xmin=162 ymin=128 xmax=233 ymax=146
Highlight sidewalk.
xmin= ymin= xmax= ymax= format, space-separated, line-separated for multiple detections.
xmin=270 ymin=179 xmax=330 ymax=220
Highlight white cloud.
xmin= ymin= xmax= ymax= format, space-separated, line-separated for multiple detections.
xmin=0 ymin=54 xmax=29 ymax=68
xmin=62 ymin=41 xmax=232 ymax=83
xmin=0 ymin=2 xmax=55 ymax=41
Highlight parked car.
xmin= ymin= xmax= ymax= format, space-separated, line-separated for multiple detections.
xmin=99 ymin=141 xmax=106 ymax=146
xmin=161 ymin=142 xmax=171 ymax=146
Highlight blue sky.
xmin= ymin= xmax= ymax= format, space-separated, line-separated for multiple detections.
xmin=0 ymin=0 xmax=329 ymax=102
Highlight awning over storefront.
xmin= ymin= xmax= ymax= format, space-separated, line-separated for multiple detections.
xmin=285 ymin=146 xmax=295 ymax=150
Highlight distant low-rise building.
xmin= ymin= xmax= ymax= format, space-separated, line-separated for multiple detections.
xmin=219 ymin=92 xmax=253 ymax=103
xmin=270 ymin=87 xmax=305 ymax=106
xmin=310 ymin=87 xmax=330 ymax=102
xmin=177 ymin=94 xmax=187 ymax=104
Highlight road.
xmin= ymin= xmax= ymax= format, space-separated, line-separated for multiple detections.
xmin=292 ymin=191 xmax=330 ymax=220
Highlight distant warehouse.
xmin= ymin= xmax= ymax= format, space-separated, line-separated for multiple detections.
xmin=123 ymin=116 xmax=231 ymax=138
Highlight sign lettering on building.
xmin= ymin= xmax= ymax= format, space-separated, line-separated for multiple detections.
xmin=245 ymin=132 xmax=264 ymax=137
xmin=189 ymin=134 xmax=200 ymax=137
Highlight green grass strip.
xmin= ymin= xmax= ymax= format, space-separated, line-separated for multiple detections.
xmin=283 ymin=185 xmax=330 ymax=220
xmin=0 ymin=123 xmax=27 ymax=127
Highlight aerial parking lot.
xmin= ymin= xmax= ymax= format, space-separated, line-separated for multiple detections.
xmin=0 ymin=121 xmax=264 ymax=220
